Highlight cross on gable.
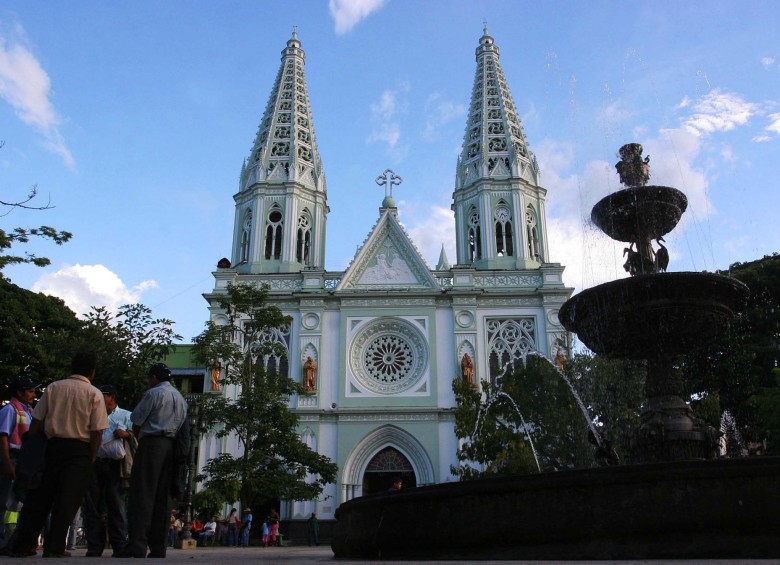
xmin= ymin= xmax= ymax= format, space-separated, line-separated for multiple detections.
xmin=375 ymin=168 xmax=403 ymax=198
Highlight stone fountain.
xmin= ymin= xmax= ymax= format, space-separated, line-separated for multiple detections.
xmin=559 ymin=143 xmax=748 ymax=463
xmin=331 ymin=145 xmax=779 ymax=560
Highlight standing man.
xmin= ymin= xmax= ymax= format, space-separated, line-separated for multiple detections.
xmin=0 ymin=376 xmax=36 ymax=549
xmin=85 ymin=385 xmax=132 ymax=557
xmin=11 ymin=351 xmax=108 ymax=558
xmin=120 ymin=363 xmax=186 ymax=558
xmin=240 ymin=508 xmax=253 ymax=547
xmin=307 ymin=512 xmax=319 ymax=546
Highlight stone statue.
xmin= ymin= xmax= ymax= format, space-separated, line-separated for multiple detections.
xmin=460 ymin=353 xmax=475 ymax=386
xmin=615 ymin=143 xmax=650 ymax=187
xmin=303 ymin=356 xmax=317 ymax=391
xmin=210 ymin=360 xmax=222 ymax=392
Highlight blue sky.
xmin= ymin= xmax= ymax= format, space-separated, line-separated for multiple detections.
xmin=2 ymin=1 xmax=778 ymax=344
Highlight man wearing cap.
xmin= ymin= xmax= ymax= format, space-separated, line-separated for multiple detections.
xmin=119 ymin=363 xmax=186 ymax=558
xmin=85 ymin=384 xmax=133 ymax=557
xmin=0 ymin=376 xmax=36 ymax=549
xmin=11 ymin=351 xmax=108 ymax=558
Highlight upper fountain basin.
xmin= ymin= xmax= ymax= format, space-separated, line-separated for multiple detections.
xmin=592 ymin=186 xmax=688 ymax=243
xmin=558 ymin=272 xmax=748 ymax=359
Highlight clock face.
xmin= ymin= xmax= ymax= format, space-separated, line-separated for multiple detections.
xmin=349 ymin=318 xmax=428 ymax=394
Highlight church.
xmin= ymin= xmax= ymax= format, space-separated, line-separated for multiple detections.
xmin=198 ymin=27 xmax=573 ymax=524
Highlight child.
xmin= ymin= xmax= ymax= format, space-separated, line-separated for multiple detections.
xmin=261 ymin=519 xmax=269 ymax=547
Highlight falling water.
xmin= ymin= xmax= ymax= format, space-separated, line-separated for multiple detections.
xmin=472 ymin=387 xmax=542 ymax=473
xmin=526 ymin=351 xmax=603 ymax=448
xmin=719 ymin=410 xmax=747 ymax=457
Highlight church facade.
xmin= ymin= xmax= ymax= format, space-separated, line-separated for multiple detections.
xmin=199 ymin=28 xmax=573 ymax=522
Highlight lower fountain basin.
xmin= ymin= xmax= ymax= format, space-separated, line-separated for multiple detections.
xmin=332 ymin=457 xmax=780 ymax=560
xmin=558 ymin=272 xmax=748 ymax=359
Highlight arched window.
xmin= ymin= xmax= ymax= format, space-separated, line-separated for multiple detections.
xmin=296 ymin=212 xmax=311 ymax=265
xmin=468 ymin=209 xmax=481 ymax=262
xmin=240 ymin=210 xmax=252 ymax=263
xmin=526 ymin=206 xmax=541 ymax=261
xmin=494 ymin=203 xmax=513 ymax=257
xmin=264 ymin=206 xmax=283 ymax=260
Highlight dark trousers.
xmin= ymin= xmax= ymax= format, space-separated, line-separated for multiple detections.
xmin=126 ymin=436 xmax=174 ymax=557
xmin=13 ymin=438 xmax=92 ymax=555
xmin=85 ymin=458 xmax=128 ymax=554
xmin=0 ymin=450 xmax=20 ymax=548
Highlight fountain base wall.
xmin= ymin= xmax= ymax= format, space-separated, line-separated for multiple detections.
xmin=332 ymin=457 xmax=780 ymax=560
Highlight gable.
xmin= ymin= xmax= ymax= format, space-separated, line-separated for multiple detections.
xmin=337 ymin=212 xmax=438 ymax=291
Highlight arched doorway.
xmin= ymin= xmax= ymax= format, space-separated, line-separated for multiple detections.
xmin=361 ymin=446 xmax=417 ymax=495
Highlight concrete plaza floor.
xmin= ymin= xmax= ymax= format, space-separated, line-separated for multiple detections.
xmin=4 ymin=545 xmax=779 ymax=564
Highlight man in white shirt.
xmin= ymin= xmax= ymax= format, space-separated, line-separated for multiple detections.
xmin=84 ymin=385 xmax=133 ymax=557
xmin=198 ymin=517 xmax=217 ymax=546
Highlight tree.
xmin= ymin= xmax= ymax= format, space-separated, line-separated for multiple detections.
xmin=191 ymin=282 xmax=337 ymax=510
xmin=681 ymin=254 xmax=780 ymax=451
xmin=1 ymin=141 xmax=72 ymax=279
xmin=81 ymin=304 xmax=182 ymax=407
xmin=565 ymin=352 xmax=645 ymax=461
xmin=0 ymin=278 xmax=83 ymax=389
xmin=452 ymin=355 xmax=594 ymax=479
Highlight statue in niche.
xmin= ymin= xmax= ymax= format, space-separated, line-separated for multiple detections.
xmin=460 ymin=353 xmax=475 ymax=387
xmin=210 ymin=360 xmax=222 ymax=392
xmin=303 ymin=356 xmax=317 ymax=391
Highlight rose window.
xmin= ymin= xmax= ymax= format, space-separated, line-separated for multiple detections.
xmin=349 ymin=318 xmax=428 ymax=394
xmin=365 ymin=335 xmax=414 ymax=382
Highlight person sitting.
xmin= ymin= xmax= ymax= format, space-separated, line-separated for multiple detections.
xmin=197 ymin=517 xmax=217 ymax=546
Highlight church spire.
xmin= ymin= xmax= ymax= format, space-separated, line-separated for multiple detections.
xmin=456 ymin=26 xmax=538 ymax=189
xmin=232 ymin=31 xmax=328 ymax=274
xmin=241 ymin=30 xmax=326 ymax=194
xmin=451 ymin=30 xmax=549 ymax=270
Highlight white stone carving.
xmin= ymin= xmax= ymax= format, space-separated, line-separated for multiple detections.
xmin=359 ymin=251 xmax=417 ymax=284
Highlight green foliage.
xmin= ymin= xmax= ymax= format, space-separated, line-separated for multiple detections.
xmin=0 ymin=278 xmax=83 ymax=391
xmin=1 ymin=147 xmax=72 ymax=279
xmin=452 ymin=356 xmax=593 ymax=479
xmin=681 ymin=254 xmax=780 ymax=449
xmin=81 ymin=304 xmax=182 ymax=407
xmin=0 ymin=225 xmax=73 ymax=275
xmin=191 ymin=487 xmax=226 ymax=520
xmin=192 ymin=283 xmax=337 ymax=509
xmin=565 ymin=352 xmax=645 ymax=460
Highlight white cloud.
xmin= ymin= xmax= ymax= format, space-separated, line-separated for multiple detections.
xmin=422 ymin=92 xmax=466 ymax=141
xmin=761 ymin=57 xmax=775 ymax=69
xmin=681 ymin=89 xmax=758 ymax=137
xmin=368 ymin=83 xmax=410 ymax=160
xmin=0 ymin=23 xmax=74 ymax=168
xmin=403 ymin=204 xmax=455 ymax=267
xmin=765 ymin=112 xmax=780 ymax=134
xmin=32 ymin=264 xmax=156 ymax=317
xmin=329 ymin=0 xmax=386 ymax=35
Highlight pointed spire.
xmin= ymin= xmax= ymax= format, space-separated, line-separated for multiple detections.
xmin=240 ymin=30 xmax=326 ymax=194
xmin=436 ymin=244 xmax=450 ymax=270
xmin=456 ymin=28 xmax=538 ymax=189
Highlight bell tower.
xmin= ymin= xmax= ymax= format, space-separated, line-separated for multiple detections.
xmin=452 ymin=27 xmax=549 ymax=270
xmin=232 ymin=31 xmax=328 ymax=273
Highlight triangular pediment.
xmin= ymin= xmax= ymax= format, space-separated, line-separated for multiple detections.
xmin=337 ymin=212 xmax=438 ymax=291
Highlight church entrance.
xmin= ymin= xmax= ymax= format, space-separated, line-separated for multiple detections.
xmin=361 ymin=447 xmax=417 ymax=495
